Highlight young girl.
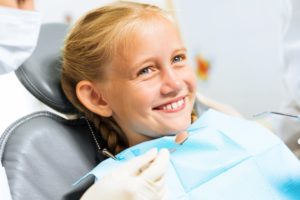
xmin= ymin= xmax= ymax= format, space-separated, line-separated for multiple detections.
xmin=61 ymin=1 xmax=300 ymax=199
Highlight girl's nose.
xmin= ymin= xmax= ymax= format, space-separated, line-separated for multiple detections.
xmin=160 ymin=68 xmax=183 ymax=95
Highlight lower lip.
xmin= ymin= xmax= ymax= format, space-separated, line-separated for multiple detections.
xmin=156 ymin=97 xmax=186 ymax=113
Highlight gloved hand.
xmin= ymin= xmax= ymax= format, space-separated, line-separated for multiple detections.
xmin=81 ymin=148 xmax=170 ymax=200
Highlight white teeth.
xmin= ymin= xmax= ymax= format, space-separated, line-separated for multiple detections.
xmin=162 ymin=98 xmax=185 ymax=111
xmin=172 ymin=102 xmax=178 ymax=109
xmin=166 ymin=104 xmax=172 ymax=110
xmin=178 ymin=99 xmax=184 ymax=107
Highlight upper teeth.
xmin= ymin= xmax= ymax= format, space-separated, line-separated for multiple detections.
xmin=163 ymin=98 xmax=184 ymax=110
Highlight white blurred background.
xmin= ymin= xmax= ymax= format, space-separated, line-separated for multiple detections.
xmin=0 ymin=0 xmax=285 ymax=134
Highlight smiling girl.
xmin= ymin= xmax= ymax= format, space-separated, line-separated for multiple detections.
xmin=62 ymin=1 xmax=197 ymax=154
xmin=61 ymin=1 xmax=300 ymax=200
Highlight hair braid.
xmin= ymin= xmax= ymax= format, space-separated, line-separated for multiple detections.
xmin=85 ymin=112 xmax=128 ymax=155
xmin=191 ymin=109 xmax=198 ymax=123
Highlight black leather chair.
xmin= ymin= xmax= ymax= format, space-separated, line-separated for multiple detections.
xmin=0 ymin=23 xmax=105 ymax=200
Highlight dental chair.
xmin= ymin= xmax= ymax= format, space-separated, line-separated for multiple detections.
xmin=0 ymin=23 xmax=105 ymax=200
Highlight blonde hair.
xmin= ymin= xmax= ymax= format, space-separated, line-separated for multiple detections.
xmin=61 ymin=1 xmax=175 ymax=155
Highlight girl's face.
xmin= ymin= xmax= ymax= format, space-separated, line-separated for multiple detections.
xmin=99 ymin=17 xmax=197 ymax=146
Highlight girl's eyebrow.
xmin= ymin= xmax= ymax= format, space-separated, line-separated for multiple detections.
xmin=171 ymin=47 xmax=187 ymax=56
xmin=131 ymin=47 xmax=187 ymax=70
xmin=173 ymin=47 xmax=187 ymax=53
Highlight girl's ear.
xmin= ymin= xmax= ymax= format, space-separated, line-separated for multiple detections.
xmin=76 ymin=80 xmax=112 ymax=117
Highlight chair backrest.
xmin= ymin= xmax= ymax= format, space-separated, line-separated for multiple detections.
xmin=0 ymin=23 xmax=105 ymax=200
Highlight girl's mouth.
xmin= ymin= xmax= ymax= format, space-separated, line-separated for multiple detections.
xmin=153 ymin=97 xmax=186 ymax=112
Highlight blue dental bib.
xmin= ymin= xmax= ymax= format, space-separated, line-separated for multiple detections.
xmin=78 ymin=109 xmax=300 ymax=199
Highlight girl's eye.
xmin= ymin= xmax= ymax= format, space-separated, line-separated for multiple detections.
xmin=172 ymin=54 xmax=185 ymax=63
xmin=137 ymin=66 xmax=153 ymax=76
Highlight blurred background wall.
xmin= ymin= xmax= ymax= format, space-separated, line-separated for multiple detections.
xmin=173 ymin=0 xmax=284 ymax=117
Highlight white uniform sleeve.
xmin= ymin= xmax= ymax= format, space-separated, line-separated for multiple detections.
xmin=0 ymin=6 xmax=41 ymax=74
xmin=281 ymin=0 xmax=300 ymax=107
xmin=270 ymin=0 xmax=300 ymax=158
xmin=0 ymin=7 xmax=41 ymax=200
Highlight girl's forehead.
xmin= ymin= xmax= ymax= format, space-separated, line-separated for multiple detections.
xmin=107 ymin=18 xmax=183 ymax=78
xmin=115 ymin=17 xmax=180 ymax=55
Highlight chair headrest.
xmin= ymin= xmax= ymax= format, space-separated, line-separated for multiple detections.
xmin=15 ymin=23 xmax=77 ymax=114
